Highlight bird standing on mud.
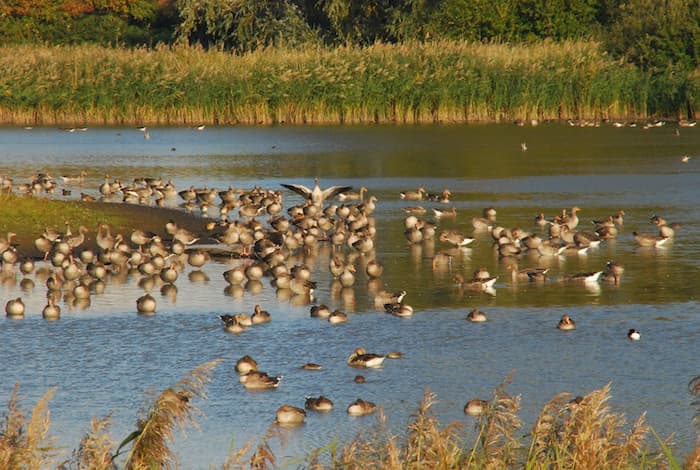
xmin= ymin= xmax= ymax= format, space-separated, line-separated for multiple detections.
xmin=281 ymin=178 xmax=352 ymax=207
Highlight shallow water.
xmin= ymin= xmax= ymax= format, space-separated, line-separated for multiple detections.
xmin=0 ymin=123 xmax=699 ymax=468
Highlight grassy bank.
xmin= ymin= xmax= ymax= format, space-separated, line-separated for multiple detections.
xmin=2 ymin=368 xmax=698 ymax=469
xmin=0 ymin=41 xmax=669 ymax=126
xmin=0 ymin=194 xmax=206 ymax=257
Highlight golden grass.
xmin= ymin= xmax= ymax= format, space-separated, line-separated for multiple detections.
xmin=0 ymin=40 xmax=668 ymax=126
xmin=0 ymin=384 xmax=59 ymax=469
xmin=121 ymin=358 xmax=223 ymax=470
xmin=0 ymin=372 xmax=697 ymax=469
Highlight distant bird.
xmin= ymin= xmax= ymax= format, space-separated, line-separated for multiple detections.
xmin=681 ymin=155 xmax=690 ymax=163
xmin=281 ymin=178 xmax=352 ymax=207
xmin=628 ymin=329 xmax=641 ymax=341
xmin=557 ymin=314 xmax=576 ymax=331
xmin=521 ymin=142 xmax=528 ymax=152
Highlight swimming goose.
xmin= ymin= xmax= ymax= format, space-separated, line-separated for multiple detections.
xmin=276 ymin=405 xmax=306 ymax=426
xmin=384 ymin=301 xmax=414 ymax=317
xmin=432 ymin=206 xmax=457 ymax=219
xmin=471 ymin=217 xmax=493 ymax=231
xmin=240 ymin=371 xmax=282 ymax=390
xmin=347 ymin=398 xmax=377 ymax=416
xmin=136 ymin=294 xmax=156 ymax=314
xmin=42 ymin=298 xmax=61 ymax=320
xmin=652 ymin=215 xmax=678 ymax=238
xmin=338 ymin=186 xmax=367 ymax=202
xmin=439 ymin=230 xmax=474 ymax=247
xmin=251 ymin=305 xmax=272 ymax=324
xmin=305 ymin=396 xmax=334 ymax=412
xmin=281 ymin=178 xmax=352 ymax=207
xmin=301 ymin=363 xmax=322 ymax=370
xmin=507 ymin=264 xmax=549 ymax=283
xmin=404 ymin=206 xmax=427 ymax=215
xmin=628 ymin=329 xmax=641 ymax=341
xmin=347 ymin=348 xmax=385 ymax=368
xmin=310 ymin=304 xmax=332 ymax=318
xmin=399 ymin=187 xmax=426 ymax=201
xmin=557 ymin=314 xmax=576 ymax=331
xmin=467 ymin=308 xmax=488 ymax=322
xmin=5 ymin=297 xmax=25 ymax=318
xmin=235 ymin=355 xmax=258 ymax=374
xmin=328 ymin=310 xmax=349 ymax=324
xmin=612 ymin=210 xmax=625 ymax=226
xmin=562 ymin=206 xmax=581 ymax=229
xmin=374 ymin=290 xmax=406 ymax=308
xmin=365 ymin=259 xmax=384 ymax=279
xmin=558 ymin=271 xmax=603 ymax=284
xmin=453 ymin=273 xmax=497 ymax=291
xmin=632 ymin=231 xmax=668 ymax=248
xmin=464 ymin=399 xmax=489 ymax=416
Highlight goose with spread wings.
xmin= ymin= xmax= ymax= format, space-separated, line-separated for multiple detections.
xmin=281 ymin=178 xmax=352 ymax=207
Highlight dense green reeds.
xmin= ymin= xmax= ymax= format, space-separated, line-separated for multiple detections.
xmin=2 ymin=369 xmax=698 ymax=469
xmin=0 ymin=40 xmax=683 ymax=126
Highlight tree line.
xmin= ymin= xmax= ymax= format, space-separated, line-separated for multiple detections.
xmin=1 ymin=0 xmax=698 ymax=74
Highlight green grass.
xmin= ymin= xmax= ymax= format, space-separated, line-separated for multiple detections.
xmin=0 ymin=41 xmax=675 ymax=126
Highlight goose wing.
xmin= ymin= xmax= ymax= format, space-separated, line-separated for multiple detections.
xmin=280 ymin=183 xmax=313 ymax=199
xmin=320 ymin=185 xmax=353 ymax=202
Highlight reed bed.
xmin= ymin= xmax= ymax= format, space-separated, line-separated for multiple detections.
xmin=0 ymin=41 xmax=663 ymax=126
xmin=4 ymin=372 xmax=693 ymax=469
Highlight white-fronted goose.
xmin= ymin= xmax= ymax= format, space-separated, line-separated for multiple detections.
xmin=633 ymin=231 xmax=668 ymax=248
xmin=276 ymin=405 xmax=306 ymax=426
xmin=305 ymin=396 xmax=333 ymax=412
xmin=347 ymin=398 xmax=377 ymax=416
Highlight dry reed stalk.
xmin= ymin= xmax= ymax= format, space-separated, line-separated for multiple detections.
xmin=66 ymin=414 xmax=117 ymax=470
xmin=687 ymin=375 xmax=700 ymax=469
xmin=0 ymin=383 xmax=60 ymax=469
xmin=121 ymin=358 xmax=223 ymax=470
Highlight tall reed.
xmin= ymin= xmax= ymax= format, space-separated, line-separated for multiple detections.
xmin=0 ymin=41 xmax=670 ymax=126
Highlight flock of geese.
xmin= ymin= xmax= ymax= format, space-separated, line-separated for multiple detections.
xmin=0 ymin=170 xmax=682 ymax=427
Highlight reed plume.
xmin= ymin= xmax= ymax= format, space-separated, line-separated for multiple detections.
xmin=68 ymin=414 xmax=117 ymax=470
xmin=686 ymin=375 xmax=700 ymax=469
xmin=0 ymin=383 xmax=59 ymax=469
xmin=120 ymin=358 xmax=223 ymax=470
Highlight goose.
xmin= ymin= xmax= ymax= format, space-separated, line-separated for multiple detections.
xmin=467 ymin=308 xmax=488 ymax=322
xmin=347 ymin=348 xmax=385 ymax=368
xmin=301 ymin=363 xmax=322 ymax=370
xmin=612 ymin=210 xmax=625 ymax=226
xmin=347 ymin=398 xmax=377 ymax=416
xmin=453 ymin=274 xmax=497 ymax=291
xmin=338 ymin=186 xmax=367 ymax=202
xmin=328 ymin=310 xmax=349 ymax=324
xmin=384 ymin=302 xmax=414 ymax=317
xmin=471 ymin=217 xmax=493 ymax=231
xmin=432 ymin=206 xmax=457 ymax=219
xmin=240 ymin=371 xmax=282 ymax=390
xmin=439 ymin=230 xmax=474 ymax=247
xmin=251 ymin=304 xmax=272 ymax=324
xmin=276 ymin=405 xmax=306 ymax=426
xmin=5 ymin=297 xmax=25 ymax=318
xmin=399 ymin=187 xmax=426 ymax=201
xmin=633 ymin=231 xmax=668 ymax=248
xmin=310 ymin=304 xmax=332 ymax=318
xmin=365 ymin=259 xmax=384 ymax=279
xmin=557 ymin=314 xmax=576 ymax=331
xmin=404 ymin=206 xmax=427 ymax=215
xmin=652 ymin=215 xmax=678 ymax=238
xmin=507 ymin=263 xmax=549 ymax=282
xmin=562 ymin=206 xmax=581 ymax=229
xmin=374 ymin=290 xmax=406 ymax=308
xmin=42 ymin=298 xmax=61 ymax=320
xmin=60 ymin=170 xmax=88 ymax=184
xmin=281 ymin=178 xmax=352 ymax=207
xmin=464 ymin=399 xmax=488 ymax=416
xmin=136 ymin=293 xmax=156 ymax=314
xmin=235 ymin=355 xmax=258 ymax=374
xmin=99 ymin=175 xmax=112 ymax=196
xmin=628 ymin=329 xmax=641 ymax=341
xmin=558 ymin=271 xmax=603 ymax=284
xmin=305 ymin=396 xmax=334 ymax=412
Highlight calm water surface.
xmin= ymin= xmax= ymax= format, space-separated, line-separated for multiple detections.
xmin=0 ymin=124 xmax=699 ymax=468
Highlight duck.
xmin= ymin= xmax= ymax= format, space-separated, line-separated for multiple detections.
xmin=347 ymin=398 xmax=377 ymax=416
xmin=557 ymin=314 xmax=576 ymax=331
xmin=464 ymin=399 xmax=489 ymax=416
xmin=275 ymin=405 xmax=306 ymax=426
xmin=136 ymin=294 xmax=156 ymax=314
xmin=347 ymin=348 xmax=385 ymax=368
xmin=632 ymin=231 xmax=669 ymax=248
xmin=305 ymin=396 xmax=334 ymax=412
xmin=467 ymin=308 xmax=488 ymax=323
xmin=240 ymin=371 xmax=282 ymax=390
xmin=5 ymin=297 xmax=25 ymax=318
xmin=251 ymin=304 xmax=272 ymax=324
xmin=281 ymin=178 xmax=352 ymax=207
xmin=628 ymin=329 xmax=641 ymax=341
xmin=235 ymin=355 xmax=258 ymax=374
